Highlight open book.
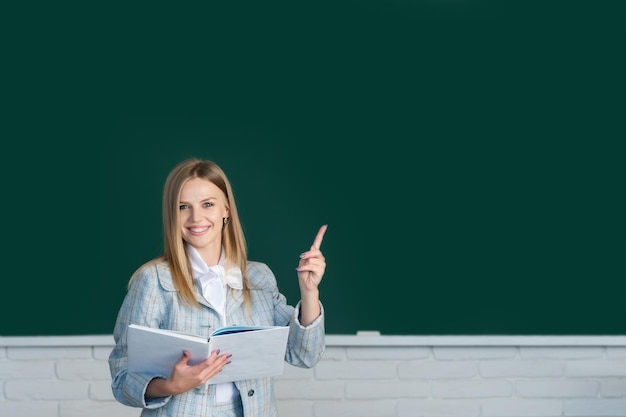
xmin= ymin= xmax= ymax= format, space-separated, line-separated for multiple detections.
xmin=127 ymin=324 xmax=290 ymax=384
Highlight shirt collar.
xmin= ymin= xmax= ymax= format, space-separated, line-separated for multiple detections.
xmin=187 ymin=245 xmax=243 ymax=290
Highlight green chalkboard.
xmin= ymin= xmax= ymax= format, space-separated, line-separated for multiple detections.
xmin=3 ymin=1 xmax=625 ymax=336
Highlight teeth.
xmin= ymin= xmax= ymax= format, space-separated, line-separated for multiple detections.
xmin=190 ymin=227 xmax=207 ymax=232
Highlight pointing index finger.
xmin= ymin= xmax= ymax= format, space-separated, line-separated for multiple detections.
xmin=311 ymin=224 xmax=328 ymax=250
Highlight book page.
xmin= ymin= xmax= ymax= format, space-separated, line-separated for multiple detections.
xmin=208 ymin=326 xmax=289 ymax=384
xmin=127 ymin=325 xmax=210 ymax=376
xmin=129 ymin=324 xmax=207 ymax=342
xmin=211 ymin=325 xmax=279 ymax=336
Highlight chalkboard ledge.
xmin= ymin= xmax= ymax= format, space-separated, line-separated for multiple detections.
xmin=2 ymin=335 xmax=626 ymax=347
xmin=327 ymin=335 xmax=626 ymax=347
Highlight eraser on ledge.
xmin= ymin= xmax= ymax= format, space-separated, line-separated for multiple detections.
xmin=356 ymin=330 xmax=381 ymax=336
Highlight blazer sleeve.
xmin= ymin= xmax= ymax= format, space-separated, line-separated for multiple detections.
xmin=247 ymin=261 xmax=326 ymax=369
xmin=108 ymin=264 xmax=172 ymax=409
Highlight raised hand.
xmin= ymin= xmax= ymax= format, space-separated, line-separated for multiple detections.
xmin=296 ymin=224 xmax=328 ymax=293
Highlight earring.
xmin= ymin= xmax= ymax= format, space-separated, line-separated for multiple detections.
xmin=223 ymin=217 xmax=230 ymax=225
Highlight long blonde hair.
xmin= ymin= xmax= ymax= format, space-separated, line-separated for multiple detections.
xmin=131 ymin=158 xmax=250 ymax=308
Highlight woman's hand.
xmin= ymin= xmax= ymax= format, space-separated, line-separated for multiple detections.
xmin=296 ymin=225 xmax=327 ymax=326
xmin=296 ymin=225 xmax=328 ymax=292
xmin=145 ymin=349 xmax=231 ymax=398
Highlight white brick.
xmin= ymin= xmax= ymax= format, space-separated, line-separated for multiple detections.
xmin=602 ymin=378 xmax=626 ymax=397
xmin=94 ymin=346 xmax=114 ymax=360
xmin=5 ymin=338 xmax=626 ymax=417
xmin=0 ymin=361 xmax=55 ymax=378
xmin=8 ymin=346 xmax=92 ymax=360
xmin=397 ymin=399 xmax=480 ymax=417
xmin=315 ymin=360 xmax=397 ymax=380
xmin=56 ymin=360 xmax=111 ymax=380
xmin=399 ymin=360 xmax=478 ymax=379
xmin=347 ymin=346 xmax=430 ymax=360
xmin=280 ymin=363 xmax=316 ymax=380
xmin=320 ymin=347 xmax=346 ymax=360
xmin=480 ymin=360 xmax=562 ymax=377
xmin=432 ymin=380 xmax=513 ymax=398
xmin=0 ymin=401 xmax=59 ymax=417
xmin=564 ymin=399 xmax=626 ymax=416
xmin=434 ymin=346 xmax=516 ymax=360
xmin=59 ymin=400 xmax=141 ymax=417
xmin=566 ymin=360 xmax=626 ymax=377
xmin=274 ymin=380 xmax=344 ymax=399
xmin=277 ymin=400 xmax=315 ymax=417
xmin=608 ymin=347 xmax=626 ymax=358
xmin=347 ymin=380 xmax=429 ymax=399
xmin=521 ymin=346 xmax=604 ymax=359
xmin=483 ymin=399 xmax=562 ymax=416
xmin=6 ymin=380 xmax=88 ymax=400
xmin=90 ymin=381 xmax=116 ymax=400
xmin=517 ymin=379 xmax=598 ymax=397
xmin=314 ymin=399 xmax=395 ymax=417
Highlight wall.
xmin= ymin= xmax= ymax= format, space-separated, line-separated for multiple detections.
xmin=2 ymin=335 xmax=626 ymax=417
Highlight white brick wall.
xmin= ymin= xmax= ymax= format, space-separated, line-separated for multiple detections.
xmin=1 ymin=335 xmax=626 ymax=417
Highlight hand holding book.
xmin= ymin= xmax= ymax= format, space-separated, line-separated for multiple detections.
xmin=127 ymin=324 xmax=290 ymax=384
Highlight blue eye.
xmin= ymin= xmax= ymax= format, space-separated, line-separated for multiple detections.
xmin=203 ymin=202 xmax=214 ymax=208
xmin=179 ymin=204 xmax=189 ymax=210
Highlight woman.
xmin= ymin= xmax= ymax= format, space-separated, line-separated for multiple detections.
xmin=109 ymin=158 xmax=327 ymax=416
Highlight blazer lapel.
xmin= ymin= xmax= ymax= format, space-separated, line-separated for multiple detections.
xmin=226 ymin=288 xmax=244 ymax=318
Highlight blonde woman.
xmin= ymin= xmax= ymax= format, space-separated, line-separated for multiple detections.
xmin=109 ymin=158 xmax=327 ymax=417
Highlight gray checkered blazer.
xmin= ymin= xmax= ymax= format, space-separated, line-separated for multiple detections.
xmin=109 ymin=260 xmax=325 ymax=417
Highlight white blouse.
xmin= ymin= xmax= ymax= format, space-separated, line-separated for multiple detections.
xmin=187 ymin=245 xmax=242 ymax=403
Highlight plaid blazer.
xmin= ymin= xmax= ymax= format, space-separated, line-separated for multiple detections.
xmin=109 ymin=260 xmax=325 ymax=417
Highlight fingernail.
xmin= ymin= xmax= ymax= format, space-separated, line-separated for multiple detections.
xmin=216 ymin=350 xmax=220 ymax=355
xmin=226 ymin=360 xmax=231 ymax=364
xmin=299 ymin=253 xmax=306 ymax=258
xmin=227 ymin=354 xmax=232 ymax=359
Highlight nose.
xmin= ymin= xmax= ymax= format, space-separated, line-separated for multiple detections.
xmin=189 ymin=207 xmax=204 ymax=222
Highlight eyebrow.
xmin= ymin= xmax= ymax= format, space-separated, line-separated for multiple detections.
xmin=179 ymin=197 xmax=218 ymax=204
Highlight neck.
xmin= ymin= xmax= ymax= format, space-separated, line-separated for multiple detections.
xmin=193 ymin=245 xmax=222 ymax=267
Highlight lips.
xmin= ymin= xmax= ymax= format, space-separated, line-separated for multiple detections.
xmin=188 ymin=226 xmax=209 ymax=234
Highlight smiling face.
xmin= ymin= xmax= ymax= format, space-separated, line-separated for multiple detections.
xmin=178 ymin=177 xmax=230 ymax=263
